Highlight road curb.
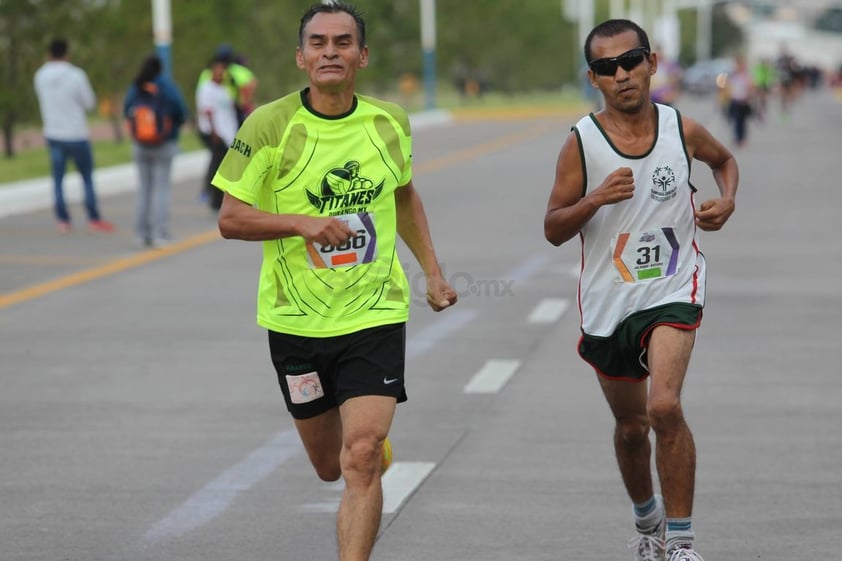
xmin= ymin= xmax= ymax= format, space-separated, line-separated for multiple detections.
xmin=0 ymin=110 xmax=454 ymax=220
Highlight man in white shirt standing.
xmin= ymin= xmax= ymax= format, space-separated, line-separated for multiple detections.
xmin=34 ymin=38 xmax=114 ymax=234
xmin=196 ymin=57 xmax=240 ymax=212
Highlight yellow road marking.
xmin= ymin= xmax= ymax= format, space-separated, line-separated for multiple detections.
xmin=450 ymin=106 xmax=586 ymax=121
xmin=0 ymin=255 xmax=108 ymax=266
xmin=0 ymin=118 xmax=564 ymax=310
xmin=0 ymin=230 xmax=220 ymax=310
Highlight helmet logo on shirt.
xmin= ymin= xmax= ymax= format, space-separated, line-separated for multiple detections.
xmin=306 ymin=160 xmax=384 ymax=215
xmin=650 ymin=166 xmax=677 ymax=202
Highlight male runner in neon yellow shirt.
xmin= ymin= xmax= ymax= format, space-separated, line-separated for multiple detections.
xmin=213 ymin=3 xmax=457 ymax=561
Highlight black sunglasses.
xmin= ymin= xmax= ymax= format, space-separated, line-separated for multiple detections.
xmin=589 ymin=47 xmax=650 ymax=76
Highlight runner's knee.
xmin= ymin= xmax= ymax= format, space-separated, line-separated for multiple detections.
xmin=340 ymin=435 xmax=381 ymax=481
xmin=312 ymin=458 xmax=342 ymax=482
xmin=646 ymin=395 xmax=683 ymax=430
xmin=615 ymin=414 xmax=650 ymax=447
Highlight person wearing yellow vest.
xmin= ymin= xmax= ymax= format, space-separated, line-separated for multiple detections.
xmin=196 ymin=43 xmax=257 ymax=124
xmin=213 ymin=4 xmax=457 ymax=560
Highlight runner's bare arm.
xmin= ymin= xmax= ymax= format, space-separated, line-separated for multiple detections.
xmin=395 ymin=181 xmax=456 ymax=311
xmin=218 ymin=192 xmax=354 ymax=245
xmin=682 ymin=116 xmax=739 ymax=231
xmin=544 ymin=131 xmax=635 ymax=246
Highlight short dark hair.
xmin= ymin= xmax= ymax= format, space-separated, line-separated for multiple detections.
xmin=299 ymin=1 xmax=366 ymax=48
xmin=48 ymin=38 xmax=69 ymax=59
xmin=584 ymin=19 xmax=650 ymax=63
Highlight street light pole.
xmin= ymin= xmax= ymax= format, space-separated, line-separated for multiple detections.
xmin=151 ymin=0 xmax=172 ymax=76
xmin=696 ymin=0 xmax=712 ymax=61
xmin=420 ymin=0 xmax=437 ymax=109
xmin=610 ymin=0 xmax=626 ymax=19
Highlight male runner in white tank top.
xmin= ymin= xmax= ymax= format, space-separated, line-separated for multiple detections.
xmin=544 ymin=19 xmax=738 ymax=561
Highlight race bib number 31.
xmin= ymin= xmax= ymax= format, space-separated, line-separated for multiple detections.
xmin=306 ymin=212 xmax=377 ymax=269
xmin=611 ymin=227 xmax=679 ymax=282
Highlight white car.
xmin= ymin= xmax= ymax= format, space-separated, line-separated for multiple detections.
xmin=681 ymin=58 xmax=735 ymax=94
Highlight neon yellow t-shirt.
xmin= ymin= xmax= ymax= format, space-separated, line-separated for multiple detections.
xmin=212 ymin=89 xmax=413 ymax=337
xmin=196 ymin=63 xmax=255 ymax=103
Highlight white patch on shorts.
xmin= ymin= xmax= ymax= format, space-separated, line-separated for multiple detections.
xmin=285 ymin=371 xmax=325 ymax=404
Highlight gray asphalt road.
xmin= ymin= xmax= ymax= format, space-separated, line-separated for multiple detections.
xmin=1 ymin=90 xmax=840 ymax=561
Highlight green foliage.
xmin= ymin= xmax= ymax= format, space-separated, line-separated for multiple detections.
xmin=815 ymin=7 xmax=842 ymax=34
xmin=710 ymin=2 xmax=744 ymax=58
xmin=0 ymin=129 xmax=205 ymax=183
xmin=0 ymin=0 xmax=742 ymax=157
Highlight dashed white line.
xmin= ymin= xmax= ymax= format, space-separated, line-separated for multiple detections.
xmin=528 ymin=298 xmax=570 ymax=324
xmin=382 ymin=461 xmax=437 ymax=514
xmin=145 ymin=429 xmax=303 ymax=544
xmin=463 ymin=359 xmax=522 ymax=394
xmin=145 ymin=310 xmax=475 ymax=542
xmin=298 ymin=461 xmax=437 ymax=514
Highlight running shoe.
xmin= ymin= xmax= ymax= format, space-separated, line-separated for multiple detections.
xmin=628 ymin=496 xmax=666 ymax=561
xmin=88 ymin=219 xmax=115 ymax=233
xmin=668 ymin=548 xmax=704 ymax=561
xmin=57 ymin=221 xmax=71 ymax=234
xmin=381 ymin=437 xmax=393 ymax=474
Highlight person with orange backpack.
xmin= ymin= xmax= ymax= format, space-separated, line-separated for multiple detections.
xmin=123 ymin=54 xmax=188 ymax=248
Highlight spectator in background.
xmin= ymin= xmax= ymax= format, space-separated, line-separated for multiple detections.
xmin=196 ymin=57 xmax=240 ymax=211
xmin=751 ymin=58 xmax=775 ymax=121
xmin=123 ymin=54 xmax=188 ymax=248
xmin=196 ymin=44 xmax=258 ymax=124
xmin=650 ymin=47 xmax=682 ymax=106
xmin=33 ymin=38 xmax=115 ymax=234
xmin=776 ymin=46 xmax=800 ymax=118
xmin=727 ymin=53 xmax=755 ymax=148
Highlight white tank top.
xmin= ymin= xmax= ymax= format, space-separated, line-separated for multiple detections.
xmin=574 ymin=104 xmax=706 ymax=337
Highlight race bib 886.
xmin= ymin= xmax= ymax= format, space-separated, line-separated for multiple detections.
xmin=305 ymin=212 xmax=377 ymax=269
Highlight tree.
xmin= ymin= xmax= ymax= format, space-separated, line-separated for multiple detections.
xmin=0 ymin=0 xmax=69 ymax=157
xmin=815 ymin=7 xmax=842 ymax=34
xmin=1 ymin=0 xmax=581 ymax=158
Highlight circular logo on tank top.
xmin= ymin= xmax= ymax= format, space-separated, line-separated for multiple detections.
xmin=650 ymin=166 xmax=677 ymax=202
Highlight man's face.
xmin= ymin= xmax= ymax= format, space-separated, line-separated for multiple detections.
xmin=296 ymin=11 xmax=368 ymax=92
xmin=588 ymin=30 xmax=656 ymax=113
xmin=210 ymin=62 xmax=226 ymax=83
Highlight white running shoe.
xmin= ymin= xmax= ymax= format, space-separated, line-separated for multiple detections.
xmin=667 ymin=547 xmax=705 ymax=561
xmin=628 ymin=496 xmax=666 ymax=561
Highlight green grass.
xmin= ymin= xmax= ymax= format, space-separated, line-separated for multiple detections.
xmin=0 ymin=131 xmax=205 ymax=185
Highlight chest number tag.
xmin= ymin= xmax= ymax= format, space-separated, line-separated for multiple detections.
xmin=306 ymin=212 xmax=377 ymax=269
xmin=611 ymin=227 xmax=680 ymax=282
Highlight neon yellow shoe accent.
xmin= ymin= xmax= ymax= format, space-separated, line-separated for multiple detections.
xmin=381 ymin=437 xmax=393 ymax=474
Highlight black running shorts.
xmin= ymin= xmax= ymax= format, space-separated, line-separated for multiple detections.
xmin=268 ymin=322 xmax=407 ymax=420
xmin=577 ymin=303 xmax=702 ymax=382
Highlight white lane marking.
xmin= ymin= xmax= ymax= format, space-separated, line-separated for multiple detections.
xmin=144 ymin=429 xmax=303 ymax=544
xmin=382 ymin=462 xmax=436 ymax=514
xmin=528 ymin=298 xmax=570 ymax=324
xmin=145 ymin=310 xmax=476 ymax=542
xmin=463 ymin=359 xmax=522 ymax=394
xmin=298 ymin=462 xmax=437 ymax=514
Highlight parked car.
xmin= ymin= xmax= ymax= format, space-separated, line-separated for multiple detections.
xmin=681 ymin=58 xmax=735 ymax=94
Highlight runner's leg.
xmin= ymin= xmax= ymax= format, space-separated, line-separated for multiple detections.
xmin=336 ymin=394 xmax=396 ymax=561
